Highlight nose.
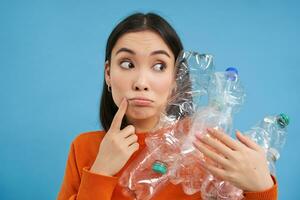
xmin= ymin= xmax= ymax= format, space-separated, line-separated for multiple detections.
xmin=132 ymin=70 xmax=149 ymax=91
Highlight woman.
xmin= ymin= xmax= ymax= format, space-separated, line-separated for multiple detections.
xmin=57 ymin=12 xmax=277 ymax=199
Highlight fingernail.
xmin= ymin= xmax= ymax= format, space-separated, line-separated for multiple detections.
xmin=207 ymin=128 xmax=214 ymax=133
xmin=204 ymin=133 xmax=211 ymax=139
xmin=192 ymin=140 xmax=201 ymax=146
xmin=195 ymin=131 xmax=202 ymax=138
xmin=198 ymin=134 xmax=208 ymax=142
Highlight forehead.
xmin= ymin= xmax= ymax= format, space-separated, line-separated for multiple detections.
xmin=112 ymin=30 xmax=174 ymax=58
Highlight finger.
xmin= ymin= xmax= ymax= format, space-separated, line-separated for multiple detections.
xmin=207 ymin=128 xmax=241 ymax=150
xmin=120 ymin=125 xmax=136 ymax=138
xmin=236 ymin=130 xmax=261 ymax=151
xmin=128 ymin=142 xmax=139 ymax=154
xmin=193 ymin=140 xmax=231 ymax=169
xmin=201 ymin=161 xmax=227 ymax=180
xmin=125 ymin=134 xmax=138 ymax=146
xmin=195 ymin=133 xmax=234 ymax=160
xmin=110 ymin=98 xmax=128 ymax=131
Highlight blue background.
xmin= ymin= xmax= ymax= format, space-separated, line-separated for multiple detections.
xmin=0 ymin=0 xmax=299 ymax=199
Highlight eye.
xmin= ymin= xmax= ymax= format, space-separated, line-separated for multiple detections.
xmin=153 ymin=63 xmax=166 ymax=71
xmin=120 ymin=61 xmax=134 ymax=69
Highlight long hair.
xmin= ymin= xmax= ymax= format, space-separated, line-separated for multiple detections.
xmin=100 ymin=12 xmax=184 ymax=131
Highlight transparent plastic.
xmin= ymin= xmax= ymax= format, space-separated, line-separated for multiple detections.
xmin=117 ymin=48 xmax=289 ymax=199
xmin=244 ymin=113 xmax=289 ymax=175
xmin=170 ymin=68 xmax=245 ymax=199
xmin=200 ymin=113 xmax=290 ymax=200
xmin=118 ymin=51 xmax=214 ymax=200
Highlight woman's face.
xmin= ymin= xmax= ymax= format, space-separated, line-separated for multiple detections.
xmin=105 ymin=30 xmax=176 ymax=125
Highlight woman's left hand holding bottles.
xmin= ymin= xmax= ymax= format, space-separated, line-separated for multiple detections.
xmin=193 ymin=128 xmax=274 ymax=192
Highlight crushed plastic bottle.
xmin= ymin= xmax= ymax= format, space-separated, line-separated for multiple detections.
xmin=170 ymin=67 xmax=245 ymax=197
xmin=244 ymin=113 xmax=290 ymax=175
xmin=200 ymin=113 xmax=290 ymax=200
xmin=118 ymin=51 xmax=214 ymax=200
xmin=118 ymin=146 xmax=173 ymax=200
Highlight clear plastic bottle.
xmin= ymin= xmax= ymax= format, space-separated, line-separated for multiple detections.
xmin=153 ymin=51 xmax=215 ymax=135
xmin=196 ymin=68 xmax=246 ymax=200
xmin=118 ymin=146 xmax=174 ymax=200
xmin=118 ymin=51 xmax=214 ymax=200
xmin=169 ymin=67 xmax=245 ymax=196
xmin=244 ymin=113 xmax=290 ymax=175
xmin=208 ymin=113 xmax=290 ymax=200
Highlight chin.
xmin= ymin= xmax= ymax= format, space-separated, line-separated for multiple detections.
xmin=127 ymin=107 xmax=157 ymax=120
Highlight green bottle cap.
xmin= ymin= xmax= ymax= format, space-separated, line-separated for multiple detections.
xmin=152 ymin=161 xmax=167 ymax=174
xmin=277 ymin=113 xmax=290 ymax=128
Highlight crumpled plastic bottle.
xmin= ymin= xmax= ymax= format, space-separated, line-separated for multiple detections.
xmin=244 ymin=113 xmax=290 ymax=175
xmin=118 ymin=51 xmax=214 ymax=200
xmin=200 ymin=113 xmax=290 ymax=200
xmin=118 ymin=126 xmax=182 ymax=199
xmin=169 ymin=67 xmax=245 ymax=198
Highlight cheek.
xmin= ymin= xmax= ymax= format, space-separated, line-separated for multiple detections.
xmin=151 ymin=76 xmax=174 ymax=101
xmin=110 ymin=70 xmax=131 ymax=105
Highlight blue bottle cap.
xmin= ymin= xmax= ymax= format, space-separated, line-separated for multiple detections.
xmin=225 ymin=67 xmax=238 ymax=81
xmin=226 ymin=67 xmax=238 ymax=74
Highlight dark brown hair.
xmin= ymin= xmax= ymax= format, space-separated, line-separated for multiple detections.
xmin=100 ymin=12 xmax=184 ymax=131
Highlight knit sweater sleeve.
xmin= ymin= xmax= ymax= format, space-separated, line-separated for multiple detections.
xmin=57 ymin=142 xmax=118 ymax=200
xmin=243 ymin=175 xmax=278 ymax=200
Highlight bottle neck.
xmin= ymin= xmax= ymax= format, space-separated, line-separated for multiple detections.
xmin=267 ymin=148 xmax=280 ymax=162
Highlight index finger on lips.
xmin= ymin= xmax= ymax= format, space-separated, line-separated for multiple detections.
xmin=110 ymin=98 xmax=128 ymax=131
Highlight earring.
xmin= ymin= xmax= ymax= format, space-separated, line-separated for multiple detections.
xmin=107 ymin=85 xmax=111 ymax=92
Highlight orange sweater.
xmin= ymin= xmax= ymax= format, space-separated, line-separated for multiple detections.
xmin=57 ymin=130 xmax=278 ymax=200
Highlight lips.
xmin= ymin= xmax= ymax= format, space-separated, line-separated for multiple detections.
xmin=129 ymin=97 xmax=153 ymax=106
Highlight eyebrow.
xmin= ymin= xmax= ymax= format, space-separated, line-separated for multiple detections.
xmin=115 ymin=47 xmax=171 ymax=58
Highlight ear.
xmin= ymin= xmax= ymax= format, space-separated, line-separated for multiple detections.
xmin=104 ymin=60 xmax=111 ymax=86
xmin=171 ymin=81 xmax=177 ymax=95
xmin=167 ymin=80 xmax=177 ymax=101
xmin=172 ymin=81 xmax=177 ymax=92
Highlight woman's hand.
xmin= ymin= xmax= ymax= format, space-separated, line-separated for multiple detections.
xmin=193 ymin=128 xmax=274 ymax=192
xmin=91 ymin=98 xmax=139 ymax=176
